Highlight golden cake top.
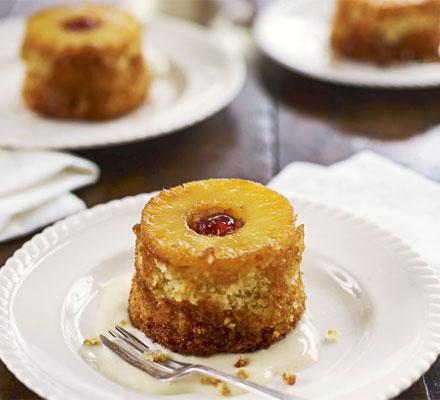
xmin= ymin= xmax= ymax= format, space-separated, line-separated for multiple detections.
xmin=339 ymin=0 xmax=440 ymax=8
xmin=138 ymin=179 xmax=302 ymax=267
xmin=22 ymin=3 xmax=142 ymax=56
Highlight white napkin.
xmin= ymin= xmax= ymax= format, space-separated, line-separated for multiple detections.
xmin=0 ymin=150 xmax=99 ymax=242
xmin=268 ymin=151 xmax=440 ymax=272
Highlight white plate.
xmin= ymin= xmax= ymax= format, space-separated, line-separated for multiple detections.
xmin=255 ymin=0 xmax=440 ymax=87
xmin=0 ymin=16 xmax=245 ymax=149
xmin=1 ymin=193 xmax=440 ymax=400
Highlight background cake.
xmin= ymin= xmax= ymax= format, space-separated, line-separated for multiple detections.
xmin=129 ymin=179 xmax=306 ymax=356
xmin=331 ymin=0 xmax=440 ymax=64
xmin=21 ymin=3 xmax=148 ymax=120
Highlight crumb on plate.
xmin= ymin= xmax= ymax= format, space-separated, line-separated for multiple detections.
xmin=118 ymin=319 xmax=128 ymax=327
xmin=220 ymin=382 xmax=230 ymax=396
xmin=325 ymin=329 xmax=340 ymax=343
xmin=141 ymin=350 xmax=167 ymax=362
xmin=237 ymin=369 xmax=249 ymax=379
xmin=200 ymin=377 xmax=230 ymax=396
xmin=201 ymin=377 xmax=222 ymax=386
xmin=83 ymin=335 xmax=101 ymax=346
xmin=234 ymin=354 xmax=249 ymax=368
xmin=282 ymin=371 xmax=296 ymax=385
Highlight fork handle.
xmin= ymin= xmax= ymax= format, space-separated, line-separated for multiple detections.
xmin=189 ymin=365 xmax=305 ymax=400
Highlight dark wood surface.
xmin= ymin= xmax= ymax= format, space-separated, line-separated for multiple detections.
xmin=1 ymin=10 xmax=440 ymax=400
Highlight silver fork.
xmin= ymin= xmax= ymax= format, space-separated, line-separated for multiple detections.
xmin=100 ymin=326 xmax=305 ymax=400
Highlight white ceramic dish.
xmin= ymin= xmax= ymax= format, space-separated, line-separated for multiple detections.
xmin=255 ymin=0 xmax=440 ymax=88
xmin=1 ymin=193 xmax=440 ymax=400
xmin=0 ymin=16 xmax=245 ymax=149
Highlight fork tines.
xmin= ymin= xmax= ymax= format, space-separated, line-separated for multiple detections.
xmin=106 ymin=325 xmax=187 ymax=370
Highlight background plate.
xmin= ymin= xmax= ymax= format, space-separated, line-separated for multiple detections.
xmin=255 ymin=0 xmax=440 ymax=88
xmin=0 ymin=193 xmax=440 ymax=399
xmin=0 ymin=16 xmax=245 ymax=149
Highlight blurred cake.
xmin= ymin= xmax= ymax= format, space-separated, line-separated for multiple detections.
xmin=330 ymin=0 xmax=440 ymax=64
xmin=21 ymin=4 xmax=148 ymax=120
xmin=129 ymin=179 xmax=306 ymax=356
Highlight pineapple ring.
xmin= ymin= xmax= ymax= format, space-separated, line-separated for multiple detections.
xmin=139 ymin=179 xmax=299 ymax=268
xmin=22 ymin=4 xmax=141 ymax=53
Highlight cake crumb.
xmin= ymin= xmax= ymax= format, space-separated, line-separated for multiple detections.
xmin=220 ymin=382 xmax=230 ymax=396
xmin=234 ymin=354 xmax=249 ymax=368
xmin=325 ymin=329 xmax=340 ymax=343
xmin=272 ymin=330 xmax=280 ymax=339
xmin=282 ymin=371 xmax=296 ymax=385
xmin=201 ymin=377 xmax=230 ymax=396
xmin=118 ymin=319 xmax=128 ymax=327
xmin=237 ymin=368 xmax=249 ymax=379
xmin=142 ymin=350 xmax=167 ymax=363
xmin=201 ymin=377 xmax=222 ymax=386
xmin=83 ymin=335 xmax=101 ymax=346
xmin=223 ymin=317 xmax=236 ymax=329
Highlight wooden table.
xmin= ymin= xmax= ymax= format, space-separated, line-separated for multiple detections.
xmin=1 ymin=8 xmax=440 ymax=400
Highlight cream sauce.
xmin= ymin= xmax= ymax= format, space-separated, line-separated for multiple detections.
xmin=81 ymin=274 xmax=320 ymax=396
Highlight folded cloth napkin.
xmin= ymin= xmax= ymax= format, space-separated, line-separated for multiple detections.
xmin=268 ymin=151 xmax=440 ymax=273
xmin=0 ymin=150 xmax=99 ymax=242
